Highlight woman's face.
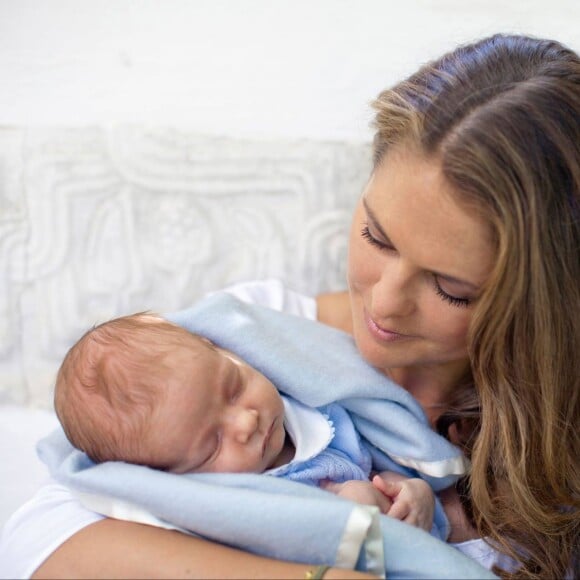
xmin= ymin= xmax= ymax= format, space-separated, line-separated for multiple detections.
xmin=348 ymin=147 xmax=494 ymax=382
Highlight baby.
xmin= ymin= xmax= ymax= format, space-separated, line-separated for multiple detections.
xmin=55 ymin=312 xmax=435 ymax=530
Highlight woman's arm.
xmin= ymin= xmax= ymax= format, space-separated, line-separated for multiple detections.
xmin=32 ymin=519 xmax=376 ymax=579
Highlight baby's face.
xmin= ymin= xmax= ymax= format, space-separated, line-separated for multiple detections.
xmin=149 ymin=336 xmax=286 ymax=474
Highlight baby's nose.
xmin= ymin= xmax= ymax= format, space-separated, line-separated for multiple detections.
xmin=229 ymin=408 xmax=259 ymax=443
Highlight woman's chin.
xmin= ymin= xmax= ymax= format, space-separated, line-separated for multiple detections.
xmin=354 ymin=328 xmax=418 ymax=375
xmin=354 ymin=330 xmax=393 ymax=369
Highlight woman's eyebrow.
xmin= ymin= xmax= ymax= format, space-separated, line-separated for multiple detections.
xmin=362 ymin=197 xmax=480 ymax=291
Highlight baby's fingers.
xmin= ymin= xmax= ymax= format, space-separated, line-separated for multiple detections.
xmin=372 ymin=475 xmax=401 ymax=499
xmin=406 ymin=511 xmax=432 ymax=531
xmin=386 ymin=499 xmax=411 ymax=521
xmin=397 ymin=505 xmax=433 ymax=531
xmin=320 ymin=479 xmax=343 ymax=494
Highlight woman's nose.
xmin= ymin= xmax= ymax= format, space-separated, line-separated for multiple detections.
xmin=371 ymin=263 xmax=416 ymax=319
xmin=225 ymin=407 xmax=259 ymax=444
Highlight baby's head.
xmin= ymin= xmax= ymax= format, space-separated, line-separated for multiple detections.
xmin=55 ymin=313 xmax=286 ymax=474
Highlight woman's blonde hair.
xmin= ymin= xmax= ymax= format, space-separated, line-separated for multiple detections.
xmin=372 ymin=34 xmax=579 ymax=578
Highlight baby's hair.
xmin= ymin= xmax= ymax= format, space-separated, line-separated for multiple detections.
xmin=54 ymin=312 xmax=204 ymax=468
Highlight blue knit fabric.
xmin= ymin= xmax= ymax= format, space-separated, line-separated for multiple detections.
xmin=271 ymin=401 xmax=371 ymax=486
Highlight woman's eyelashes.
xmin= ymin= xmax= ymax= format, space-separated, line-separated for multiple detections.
xmin=361 ymin=222 xmax=471 ymax=308
xmin=360 ymin=224 xmax=395 ymax=252
xmin=433 ymin=277 xmax=471 ymax=307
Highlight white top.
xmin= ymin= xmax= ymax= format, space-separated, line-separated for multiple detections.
xmin=265 ymin=396 xmax=335 ymax=475
xmin=0 ymin=279 xmax=515 ymax=577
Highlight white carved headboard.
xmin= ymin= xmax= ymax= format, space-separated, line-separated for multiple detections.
xmin=0 ymin=126 xmax=372 ymax=409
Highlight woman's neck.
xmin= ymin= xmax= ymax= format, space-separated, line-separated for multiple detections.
xmin=386 ymin=361 xmax=470 ymax=426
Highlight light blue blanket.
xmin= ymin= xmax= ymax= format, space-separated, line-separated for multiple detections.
xmin=38 ymin=294 xmax=496 ymax=579
xmin=166 ymin=294 xmax=468 ymax=490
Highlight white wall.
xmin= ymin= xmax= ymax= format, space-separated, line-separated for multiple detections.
xmin=0 ymin=0 xmax=578 ymax=141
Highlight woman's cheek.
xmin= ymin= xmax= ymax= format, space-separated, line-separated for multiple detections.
xmin=431 ymin=302 xmax=472 ymax=347
xmin=348 ymin=232 xmax=373 ymax=291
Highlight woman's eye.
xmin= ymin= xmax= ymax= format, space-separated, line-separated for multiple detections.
xmin=433 ymin=277 xmax=471 ymax=308
xmin=360 ymin=225 xmax=394 ymax=252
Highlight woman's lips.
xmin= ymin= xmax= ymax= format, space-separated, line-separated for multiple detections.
xmin=365 ymin=312 xmax=413 ymax=343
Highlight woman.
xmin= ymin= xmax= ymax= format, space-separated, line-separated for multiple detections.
xmin=2 ymin=33 xmax=578 ymax=579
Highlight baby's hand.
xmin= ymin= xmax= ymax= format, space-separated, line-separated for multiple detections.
xmin=321 ymin=479 xmax=393 ymax=514
xmin=371 ymin=471 xmax=435 ymax=531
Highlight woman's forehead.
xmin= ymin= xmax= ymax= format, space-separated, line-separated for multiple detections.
xmin=365 ymin=150 xmax=494 ymax=288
